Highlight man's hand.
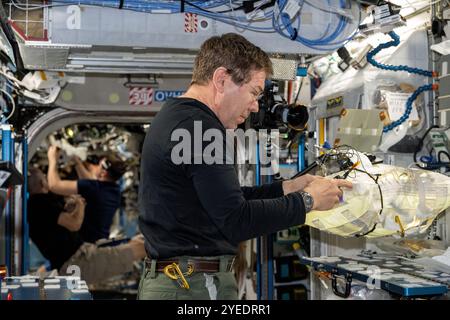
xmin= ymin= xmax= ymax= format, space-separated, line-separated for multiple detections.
xmin=71 ymin=155 xmax=82 ymax=164
xmin=283 ymin=174 xmax=323 ymax=195
xmin=73 ymin=196 xmax=86 ymax=211
xmin=304 ymin=178 xmax=353 ymax=211
xmin=47 ymin=145 xmax=60 ymax=163
xmin=69 ymin=155 xmax=82 ymax=167
xmin=47 ymin=146 xmax=78 ymax=196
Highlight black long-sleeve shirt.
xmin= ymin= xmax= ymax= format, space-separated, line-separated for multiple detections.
xmin=138 ymin=97 xmax=306 ymax=258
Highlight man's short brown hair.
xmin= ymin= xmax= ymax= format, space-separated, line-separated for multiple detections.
xmin=191 ymin=33 xmax=273 ymax=86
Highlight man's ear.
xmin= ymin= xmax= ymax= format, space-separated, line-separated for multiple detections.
xmin=212 ymin=67 xmax=229 ymax=94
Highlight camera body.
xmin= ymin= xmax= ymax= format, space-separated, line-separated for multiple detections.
xmin=250 ymin=80 xmax=309 ymax=131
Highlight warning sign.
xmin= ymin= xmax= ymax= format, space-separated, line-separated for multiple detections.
xmin=184 ymin=13 xmax=198 ymax=33
xmin=129 ymin=87 xmax=154 ymax=105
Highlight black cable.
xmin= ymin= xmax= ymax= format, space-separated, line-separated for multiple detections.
xmin=290 ymin=158 xmax=320 ymax=179
xmin=289 ymin=28 xmax=298 ymax=40
xmin=355 ymin=224 xmax=377 ymax=238
xmin=217 ymin=0 xmax=276 ymax=13
xmin=353 ymin=169 xmax=383 ymax=238
xmin=293 ymin=79 xmax=304 ymax=104
xmin=438 ymin=150 xmax=450 ymax=163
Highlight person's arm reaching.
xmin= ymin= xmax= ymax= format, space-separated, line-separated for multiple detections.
xmin=47 ymin=145 xmax=78 ymax=196
xmin=189 ymin=162 xmax=352 ymax=245
xmin=73 ymin=156 xmax=96 ymax=179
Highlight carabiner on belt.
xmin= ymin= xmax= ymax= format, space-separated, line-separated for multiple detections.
xmin=163 ymin=263 xmax=194 ymax=290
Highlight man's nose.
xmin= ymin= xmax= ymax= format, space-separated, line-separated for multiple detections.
xmin=250 ymin=100 xmax=259 ymax=113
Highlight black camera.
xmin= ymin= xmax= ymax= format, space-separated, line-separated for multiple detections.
xmin=250 ymin=80 xmax=309 ymax=131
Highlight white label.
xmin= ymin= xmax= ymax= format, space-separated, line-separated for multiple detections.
xmin=44 ymin=278 xmax=60 ymax=283
xmin=442 ymin=61 xmax=448 ymax=75
xmin=67 ymin=76 xmax=85 ymax=84
xmin=150 ymin=9 xmax=171 ymax=13
xmin=19 ymin=279 xmax=37 ymax=283
xmin=0 ymin=170 xmax=11 ymax=187
xmin=385 ymin=92 xmax=419 ymax=122
xmin=21 ymin=282 xmax=39 ymax=287
xmin=379 ymin=15 xmax=401 ymax=25
xmin=3 ymin=285 xmax=20 ymax=289
xmin=71 ymin=289 xmax=89 ymax=294
xmin=443 ymin=7 xmax=450 ymax=20
xmin=44 ymin=284 xmax=61 ymax=289
xmin=283 ymin=0 xmax=301 ymax=19
xmin=374 ymin=5 xmax=390 ymax=16
xmin=246 ymin=10 xmax=265 ymax=21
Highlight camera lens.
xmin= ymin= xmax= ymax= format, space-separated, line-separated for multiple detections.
xmin=286 ymin=104 xmax=309 ymax=130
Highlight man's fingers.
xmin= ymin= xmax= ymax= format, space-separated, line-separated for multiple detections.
xmin=334 ymin=179 xmax=353 ymax=189
xmin=337 ymin=187 xmax=343 ymax=198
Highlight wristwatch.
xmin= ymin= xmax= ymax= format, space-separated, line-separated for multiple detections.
xmin=299 ymin=191 xmax=314 ymax=213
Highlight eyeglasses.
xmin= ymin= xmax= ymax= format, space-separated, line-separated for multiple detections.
xmin=225 ymin=69 xmax=264 ymax=102
xmin=86 ymin=155 xmax=101 ymax=165
xmin=247 ymin=84 xmax=264 ymax=102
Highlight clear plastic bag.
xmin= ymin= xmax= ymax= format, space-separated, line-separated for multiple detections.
xmin=305 ymin=153 xmax=450 ymax=238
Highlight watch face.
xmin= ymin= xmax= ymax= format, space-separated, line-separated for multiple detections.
xmin=302 ymin=192 xmax=313 ymax=212
xmin=306 ymin=196 xmax=312 ymax=206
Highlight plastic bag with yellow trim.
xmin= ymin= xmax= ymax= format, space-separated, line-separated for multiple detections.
xmin=305 ymin=156 xmax=450 ymax=238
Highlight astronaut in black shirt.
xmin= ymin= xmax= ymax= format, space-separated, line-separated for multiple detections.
xmin=138 ymin=33 xmax=352 ymax=300
xmin=28 ymin=167 xmax=146 ymax=284
xmin=28 ymin=167 xmax=85 ymax=271
xmin=47 ymin=146 xmax=126 ymax=243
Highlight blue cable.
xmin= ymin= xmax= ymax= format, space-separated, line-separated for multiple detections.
xmin=274 ymin=0 xmax=360 ymax=51
xmin=383 ymin=84 xmax=433 ymax=133
xmin=49 ymin=0 xmax=360 ymax=50
xmin=367 ymin=31 xmax=434 ymax=77
xmin=366 ymin=31 xmax=436 ymax=132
